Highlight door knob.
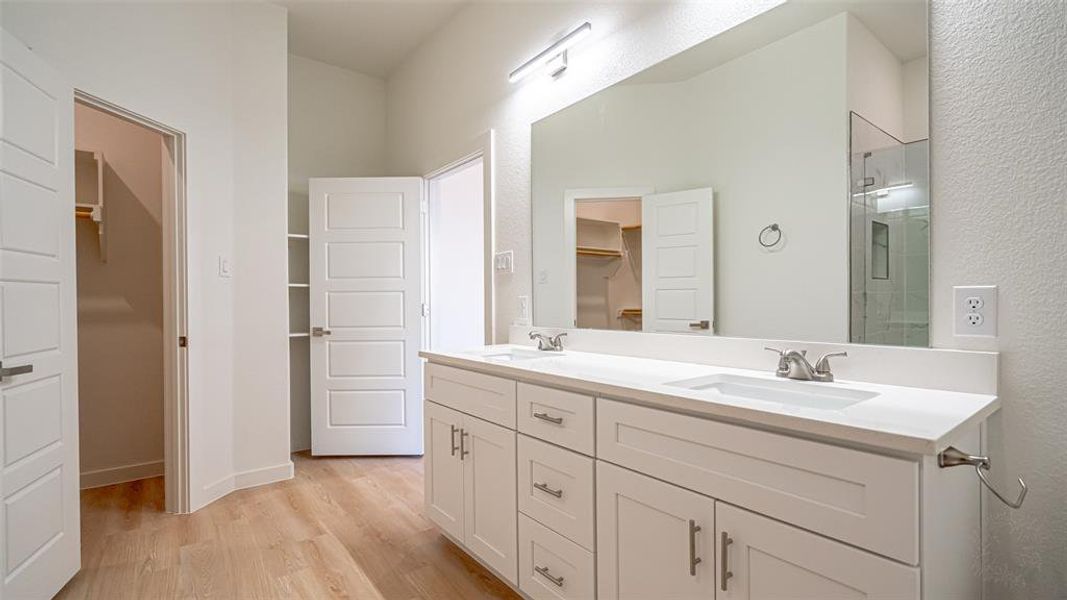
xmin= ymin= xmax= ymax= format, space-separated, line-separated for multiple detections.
xmin=311 ymin=327 xmax=332 ymax=337
xmin=0 ymin=361 xmax=33 ymax=383
xmin=688 ymin=320 xmax=710 ymax=330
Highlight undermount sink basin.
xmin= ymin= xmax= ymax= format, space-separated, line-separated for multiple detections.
xmin=664 ymin=373 xmax=878 ymax=411
xmin=478 ymin=348 xmax=553 ymax=362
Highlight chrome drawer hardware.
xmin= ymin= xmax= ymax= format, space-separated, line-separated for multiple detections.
xmin=534 ymin=565 xmax=564 ymax=587
xmin=0 ymin=361 xmax=33 ymax=383
xmin=449 ymin=425 xmax=459 ymax=456
xmin=459 ymin=429 xmax=470 ymax=459
xmin=533 ymin=482 xmax=563 ymax=498
xmin=720 ymin=531 xmax=733 ymax=590
xmin=938 ymin=446 xmax=1028 ymax=509
xmin=688 ymin=520 xmax=703 ymax=576
xmin=533 ymin=411 xmax=564 ymax=425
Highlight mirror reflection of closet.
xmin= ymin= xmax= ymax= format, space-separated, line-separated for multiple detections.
xmin=574 ymin=198 xmax=642 ymax=330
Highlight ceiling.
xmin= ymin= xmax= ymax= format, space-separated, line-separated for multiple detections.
xmin=628 ymin=0 xmax=927 ymax=85
xmin=279 ymin=0 xmax=467 ymax=78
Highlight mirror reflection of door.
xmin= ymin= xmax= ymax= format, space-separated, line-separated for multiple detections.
xmin=574 ymin=197 xmax=643 ymax=330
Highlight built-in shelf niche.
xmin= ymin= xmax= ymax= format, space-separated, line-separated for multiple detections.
xmin=287 ymin=189 xmax=312 ymax=452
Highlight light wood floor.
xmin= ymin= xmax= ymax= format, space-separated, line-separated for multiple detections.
xmin=56 ymin=452 xmax=520 ymax=599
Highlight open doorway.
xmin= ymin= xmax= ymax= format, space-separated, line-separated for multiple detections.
xmin=426 ymin=157 xmax=488 ymax=350
xmin=73 ymin=94 xmax=189 ymax=513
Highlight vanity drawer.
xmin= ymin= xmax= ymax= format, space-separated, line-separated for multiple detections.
xmin=518 ymin=434 xmax=595 ymax=550
xmin=517 ymin=383 xmax=595 ymax=455
xmin=519 ymin=514 xmax=596 ymax=600
xmin=424 ymin=363 xmax=516 ymax=428
xmin=596 ymin=398 xmax=919 ymax=564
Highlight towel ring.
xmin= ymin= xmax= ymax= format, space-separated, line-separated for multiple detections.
xmin=759 ymin=223 xmax=782 ymax=248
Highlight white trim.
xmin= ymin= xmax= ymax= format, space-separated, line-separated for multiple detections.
xmin=73 ymin=91 xmax=191 ymax=514
xmin=563 ymin=186 xmax=654 ymax=328
xmin=200 ymin=461 xmax=295 ymax=507
xmin=80 ymin=460 xmax=164 ymax=490
xmin=424 ymin=130 xmax=496 ymax=345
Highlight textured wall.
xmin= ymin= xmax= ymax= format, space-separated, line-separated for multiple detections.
xmin=930 ymin=1 xmax=1066 ymax=597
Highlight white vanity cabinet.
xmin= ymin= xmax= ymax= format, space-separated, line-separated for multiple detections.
xmin=422 ymin=358 xmax=980 ymax=600
xmin=423 ymin=367 xmax=519 ymax=584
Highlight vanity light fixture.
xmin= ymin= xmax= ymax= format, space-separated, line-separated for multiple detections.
xmin=508 ymin=22 xmax=592 ymax=83
xmin=851 ymin=182 xmax=915 ymax=198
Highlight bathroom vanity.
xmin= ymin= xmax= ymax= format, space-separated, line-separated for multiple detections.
xmin=420 ymin=338 xmax=998 ymax=600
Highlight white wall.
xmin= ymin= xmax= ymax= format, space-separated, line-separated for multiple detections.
xmin=429 ymin=159 xmax=485 ymax=351
xmin=846 ymin=14 xmax=905 ymax=141
xmin=288 ymin=54 xmax=387 ymax=194
xmin=930 ymin=1 xmax=1067 ymax=597
xmin=286 ymin=54 xmax=387 ymax=452
xmin=0 ymin=1 xmax=292 ymax=510
xmin=902 ymin=57 xmax=929 ymax=142
xmin=74 ymin=103 xmax=165 ymax=488
xmin=386 ymin=0 xmax=785 ymax=341
xmin=532 ymin=14 xmax=849 ymax=341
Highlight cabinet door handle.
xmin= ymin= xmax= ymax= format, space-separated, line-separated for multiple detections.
xmin=534 ymin=565 xmax=565 ymax=587
xmin=0 ymin=361 xmax=33 ymax=383
xmin=688 ymin=520 xmax=703 ymax=576
xmin=449 ymin=425 xmax=459 ymax=456
xmin=533 ymin=482 xmax=563 ymax=498
xmin=720 ymin=530 xmax=733 ymax=591
xmin=460 ymin=429 xmax=470 ymax=459
xmin=533 ymin=411 xmax=564 ymax=425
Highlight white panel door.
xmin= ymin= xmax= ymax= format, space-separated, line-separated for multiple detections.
xmin=641 ymin=188 xmax=714 ymax=334
xmin=597 ymin=461 xmax=716 ymax=600
xmin=310 ymin=177 xmax=424 ymax=455
xmin=715 ymin=503 xmax=920 ymax=599
xmin=0 ymin=29 xmax=81 ymax=598
xmin=463 ymin=415 xmax=518 ymax=585
xmin=423 ymin=401 xmax=465 ymax=541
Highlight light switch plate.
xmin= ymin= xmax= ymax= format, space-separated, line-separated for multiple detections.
xmin=494 ymin=250 xmax=514 ymax=273
xmin=217 ymin=255 xmax=232 ymax=279
xmin=517 ymin=295 xmax=530 ymax=324
xmin=954 ymin=285 xmax=996 ymax=337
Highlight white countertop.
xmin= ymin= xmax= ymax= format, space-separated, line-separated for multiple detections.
xmin=419 ymin=345 xmax=999 ymax=456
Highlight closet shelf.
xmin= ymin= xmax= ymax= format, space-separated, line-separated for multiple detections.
xmin=618 ymin=308 xmax=643 ymax=319
xmin=577 ymin=246 xmax=623 ymax=258
xmin=287 ymin=233 xmax=309 ymax=240
xmin=288 ymin=283 xmax=310 ymax=288
xmin=288 ymin=332 xmax=310 ymax=338
xmin=621 ymin=224 xmax=642 ymax=232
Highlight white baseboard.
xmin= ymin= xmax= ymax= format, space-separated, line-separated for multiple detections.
xmin=197 ymin=460 xmax=295 ymax=510
xmin=81 ymin=460 xmax=164 ymax=489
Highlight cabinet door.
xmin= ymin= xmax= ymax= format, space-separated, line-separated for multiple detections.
xmin=464 ymin=415 xmax=518 ymax=584
xmin=716 ymin=503 xmax=919 ymax=600
xmin=597 ymin=462 xmax=716 ymax=600
xmin=424 ymin=401 xmax=465 ymax=541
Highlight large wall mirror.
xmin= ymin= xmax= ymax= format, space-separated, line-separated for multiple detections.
xmin=532 ymin=0 xmax=930 ymax=347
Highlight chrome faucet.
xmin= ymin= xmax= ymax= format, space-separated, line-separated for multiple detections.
xmin=530 ymin=331 xmax=567 ymax=352
xmin=765 ymin=347 xmax=847 ymax=382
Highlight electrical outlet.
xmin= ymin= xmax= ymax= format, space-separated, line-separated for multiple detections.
xmin=954 ymin=285 xmax=997 ymax=337
xmin=517 ymin=295 xmax=530 ymax=324
xmin=217 ymin=255 xmax=232 ymax=279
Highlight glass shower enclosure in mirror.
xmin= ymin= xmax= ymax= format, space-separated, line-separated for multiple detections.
xmin=531 ymin=0 xmax=929 ymax=347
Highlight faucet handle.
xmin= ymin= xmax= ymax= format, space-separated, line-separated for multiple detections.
xmin=764 ymin=347 xmax=784 ymax=355
xmin=815 ymin=351 xmax=848 ymax=374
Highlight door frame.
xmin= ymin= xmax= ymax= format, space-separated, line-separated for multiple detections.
xmin=73 ymin=91 xmax=191 ymax=513
xmin=562 ymin=186 xmax=653 ymax=328
xmin=423 ymin=130 xmax=495 ymax=345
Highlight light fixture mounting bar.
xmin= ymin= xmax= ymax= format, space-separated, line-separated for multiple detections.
xmin=509 ymin=22 xmax=592 ymax=83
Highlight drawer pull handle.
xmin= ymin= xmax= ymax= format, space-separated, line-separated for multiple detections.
xmin=533 ymin=411 xmax=564 ymax=425
xmin=460 ymin=429 xmax=470 ymax=459
xmin=534 ymin=565 xmax=565 ymax=587
xmin=533 ymin=481 xmax=563 ymax=498
xmin=720 ymin=530 xmax=733 ymax=590
xmin=688 ymin=520 xmax=703 ymax=576
xmin=449 ymin=425 xmax=459 ymax=456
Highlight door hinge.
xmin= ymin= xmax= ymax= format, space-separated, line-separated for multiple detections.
xmin=178 ymin=336 xmax=188 ymax=348
xmin=421 ymin=303 xmax=430 ymax=317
